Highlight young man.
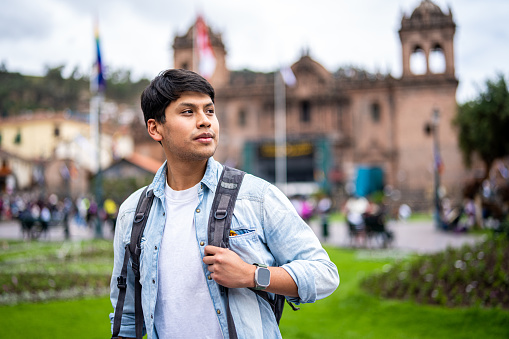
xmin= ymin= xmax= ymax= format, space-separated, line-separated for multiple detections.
xmin=109 ymin=69 xmax=339 ymax=339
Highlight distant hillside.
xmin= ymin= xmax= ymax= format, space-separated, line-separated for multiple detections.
xmin=0 ymin=65 xmax=149 ymax=117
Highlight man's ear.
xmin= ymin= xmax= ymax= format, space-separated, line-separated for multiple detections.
xmin=147 ymin=119 xmax=163 ymax=142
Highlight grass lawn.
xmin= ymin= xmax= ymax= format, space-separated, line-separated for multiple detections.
xmin=0 ymin=245 xmax=508 ymax=338
xmin=0 ymin=297 xmax=112 ymax=338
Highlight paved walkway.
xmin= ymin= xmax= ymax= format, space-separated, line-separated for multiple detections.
xmin=0 ymin=219 xmax=115 ymax=242
xmin=308 ymin=218 xmax=483 ymax=254
xmin=0 ymin=217 xmax=483 ymax=254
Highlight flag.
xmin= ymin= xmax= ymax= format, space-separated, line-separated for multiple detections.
xmin=280 ymin=66 xmax=297 ymax=87
xmin=91 ymin=21 xmax=106 ymax=93
xmin=195 ymin=15 xmax=216 ymax=80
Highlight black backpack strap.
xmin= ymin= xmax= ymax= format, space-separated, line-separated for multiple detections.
xmin=208 ymin=166 xmax=245 ymax=248
xmin=112 ymin=186 xmax=155 ymax=339
xmin=111 ymin=243 xmax=132 ymax=338
xmin=208 ymin=166 xmax=245 ymax=339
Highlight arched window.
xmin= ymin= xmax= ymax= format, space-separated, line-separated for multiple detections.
xmin=238 ymin=110 xmax=247 ymax=127
xmin=300 ymin=100 xmax=311 ymax=123
xmin=371 ymin=103 xmax=381 ymax=123
xmin=14 ymin=129 xmax=21 ymax=144
xmin=410 ymin=46 xmax=427 ymax=75
xmin=429 ymin=44 xmax=446 ymax=74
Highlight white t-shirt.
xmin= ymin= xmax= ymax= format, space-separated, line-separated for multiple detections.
xmin=154 ymin=182 xmax=222 ymax=338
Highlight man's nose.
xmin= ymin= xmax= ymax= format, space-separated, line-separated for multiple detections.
xmin=197 ymin=111 xmax=212 ymax=127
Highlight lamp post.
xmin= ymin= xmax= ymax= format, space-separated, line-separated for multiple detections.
xmin=425 ymin=109 xmax=442 ymax=229
xmin=431 ymin=109 xmax=442 ymax=229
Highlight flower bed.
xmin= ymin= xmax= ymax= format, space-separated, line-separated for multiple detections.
xmin=361 ymin=235 xmax=509 ymax=308
xmin=0 ymin=239 xmax=113 ymax=305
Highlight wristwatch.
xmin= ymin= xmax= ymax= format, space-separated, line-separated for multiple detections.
xmin=253 ymin=263 xmax=271 ymax=290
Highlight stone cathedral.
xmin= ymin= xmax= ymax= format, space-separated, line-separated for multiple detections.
xmin=172 ymin=0 xmax=468 ymax=210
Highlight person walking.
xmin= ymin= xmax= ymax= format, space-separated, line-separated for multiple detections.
xmin=109 ymin=69 xmax=339 ymax=339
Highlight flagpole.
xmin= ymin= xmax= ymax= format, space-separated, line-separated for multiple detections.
xmin=89 ymin=92 xmax=103 ymax=238
xmin=275 ymin=69 xmax=287 ymax=194
xmin=91 ymin=19 xmax=104 ymax=238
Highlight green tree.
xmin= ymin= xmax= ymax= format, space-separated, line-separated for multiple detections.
xmin=105 ymin=68 xmax=150 ymax=104
xmin=0 ymin=65 xmax=148 ymax=116
xmin=454 ymin=74 xmax=509 ymax=179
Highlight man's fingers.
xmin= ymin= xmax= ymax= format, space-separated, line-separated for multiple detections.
xmin=203 ymin=255 xmax=214 ymax=266
xmin=203 ymin=245 xmax=225 ymax=267
xmin=204 ymin=245 xmax=221 ymax=256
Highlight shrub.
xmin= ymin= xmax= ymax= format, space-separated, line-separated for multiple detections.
xmin=0 ymin=240 xmax=112 ymax=305
xmin=361 ymin=235 xmax=509 ymax=309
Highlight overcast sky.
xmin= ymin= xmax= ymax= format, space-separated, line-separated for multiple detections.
xmin=1 ymin=0 xmax=508 ymax=103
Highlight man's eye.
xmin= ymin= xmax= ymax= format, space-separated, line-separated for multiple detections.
xmin=207 ymin=109 xmax=215 ymax=114
xmin=182 ymin=109 xmax=193 ymax=114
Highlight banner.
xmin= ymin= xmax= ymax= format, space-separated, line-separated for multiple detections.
xmin=195 ymin=15 xmax=216 ymax=79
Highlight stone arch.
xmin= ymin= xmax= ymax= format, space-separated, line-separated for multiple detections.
xmin=429 ymin=43 xmax=446 ymax=74
xmin=410 ymin=45 xmax=427 ymax=75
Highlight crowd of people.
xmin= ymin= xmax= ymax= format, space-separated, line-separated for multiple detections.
xmin=0 ymin=193 xmax=119 ymax=240
xmin=2 ymin=178 xmax=502 ymax=242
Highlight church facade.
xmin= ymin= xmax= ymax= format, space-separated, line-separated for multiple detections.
xmin=172 ymin=0 xmax=468 ymax=209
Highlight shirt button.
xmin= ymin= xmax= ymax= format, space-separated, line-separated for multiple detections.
xmin=155 ymin=246 xmax=157 ymax=250
xmin=151 ymin=314 xmax=153 ymax=319
xmin=216 ymin=309 xmax=221 ymax=315
xmin=152 ymin=279 xmax=155 ymax=284
xmin=163 ymin=212 xmax=165 ymax=216
xmin=200 ymin=241 xmax=205 ymax=246
xmin=196 ymin=208 xmax=201 ymax=213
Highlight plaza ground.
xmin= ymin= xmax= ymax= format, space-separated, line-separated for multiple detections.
xmin=0 ymin=216 xmax=483 ymax=254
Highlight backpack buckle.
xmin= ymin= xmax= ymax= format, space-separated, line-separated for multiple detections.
xmin=117 ymin=276 xmax=127 ymax=289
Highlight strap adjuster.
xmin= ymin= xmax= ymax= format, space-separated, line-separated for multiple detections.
xmin=131 ymin=262 xmax=141 ymax=278
xmin=117 ymin=276 xmax=127 ymax=289
xmin=134 ymin=212 xmax=144 ymax=223
xmin=215 ymin=209 xmax=227 ymax=220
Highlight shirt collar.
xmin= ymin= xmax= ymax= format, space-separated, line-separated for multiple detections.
xmin=149 ymin=157 xmax=223 ymax=198
xmin=200 ymin=157 xmax=223 ymax=194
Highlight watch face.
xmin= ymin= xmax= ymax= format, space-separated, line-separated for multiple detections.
xmin=257 ymin=267 xmax=271 ymax=286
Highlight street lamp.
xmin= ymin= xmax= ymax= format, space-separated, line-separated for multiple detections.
xmin=425 ymin=108 xmax=443 ymax=229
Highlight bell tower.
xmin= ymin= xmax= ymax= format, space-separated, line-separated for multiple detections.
xmin=172 ymin=18 xmax=229 ymax=87
xmin=399 ymin=0 xmax=456 ymax=79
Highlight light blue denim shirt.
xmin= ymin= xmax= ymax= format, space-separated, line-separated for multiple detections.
xmin=110 ymin=157 xmax=339 ymax=338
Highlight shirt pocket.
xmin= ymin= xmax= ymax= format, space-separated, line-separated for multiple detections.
xmin=229 ymin=212 xmax=257 ymax=239
xmin=228 ymin=214 xmax=265 ymax=264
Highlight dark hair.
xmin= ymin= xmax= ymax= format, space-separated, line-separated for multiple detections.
xmin=140 ymin=69 xmax=215 ymax=126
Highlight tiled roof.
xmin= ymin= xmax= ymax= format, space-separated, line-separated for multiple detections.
xmin=126 ymin=152 xmax=163 ymax=174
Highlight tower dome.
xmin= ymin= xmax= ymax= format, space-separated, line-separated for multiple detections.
xmin=410 ymin=0 xmax=445 ymax=20
xmin=401 ymin=0 xmax=454 ymax=30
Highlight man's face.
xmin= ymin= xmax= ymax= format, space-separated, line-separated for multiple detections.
xmin=156 ymin=91 xmax=219 ymax=163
